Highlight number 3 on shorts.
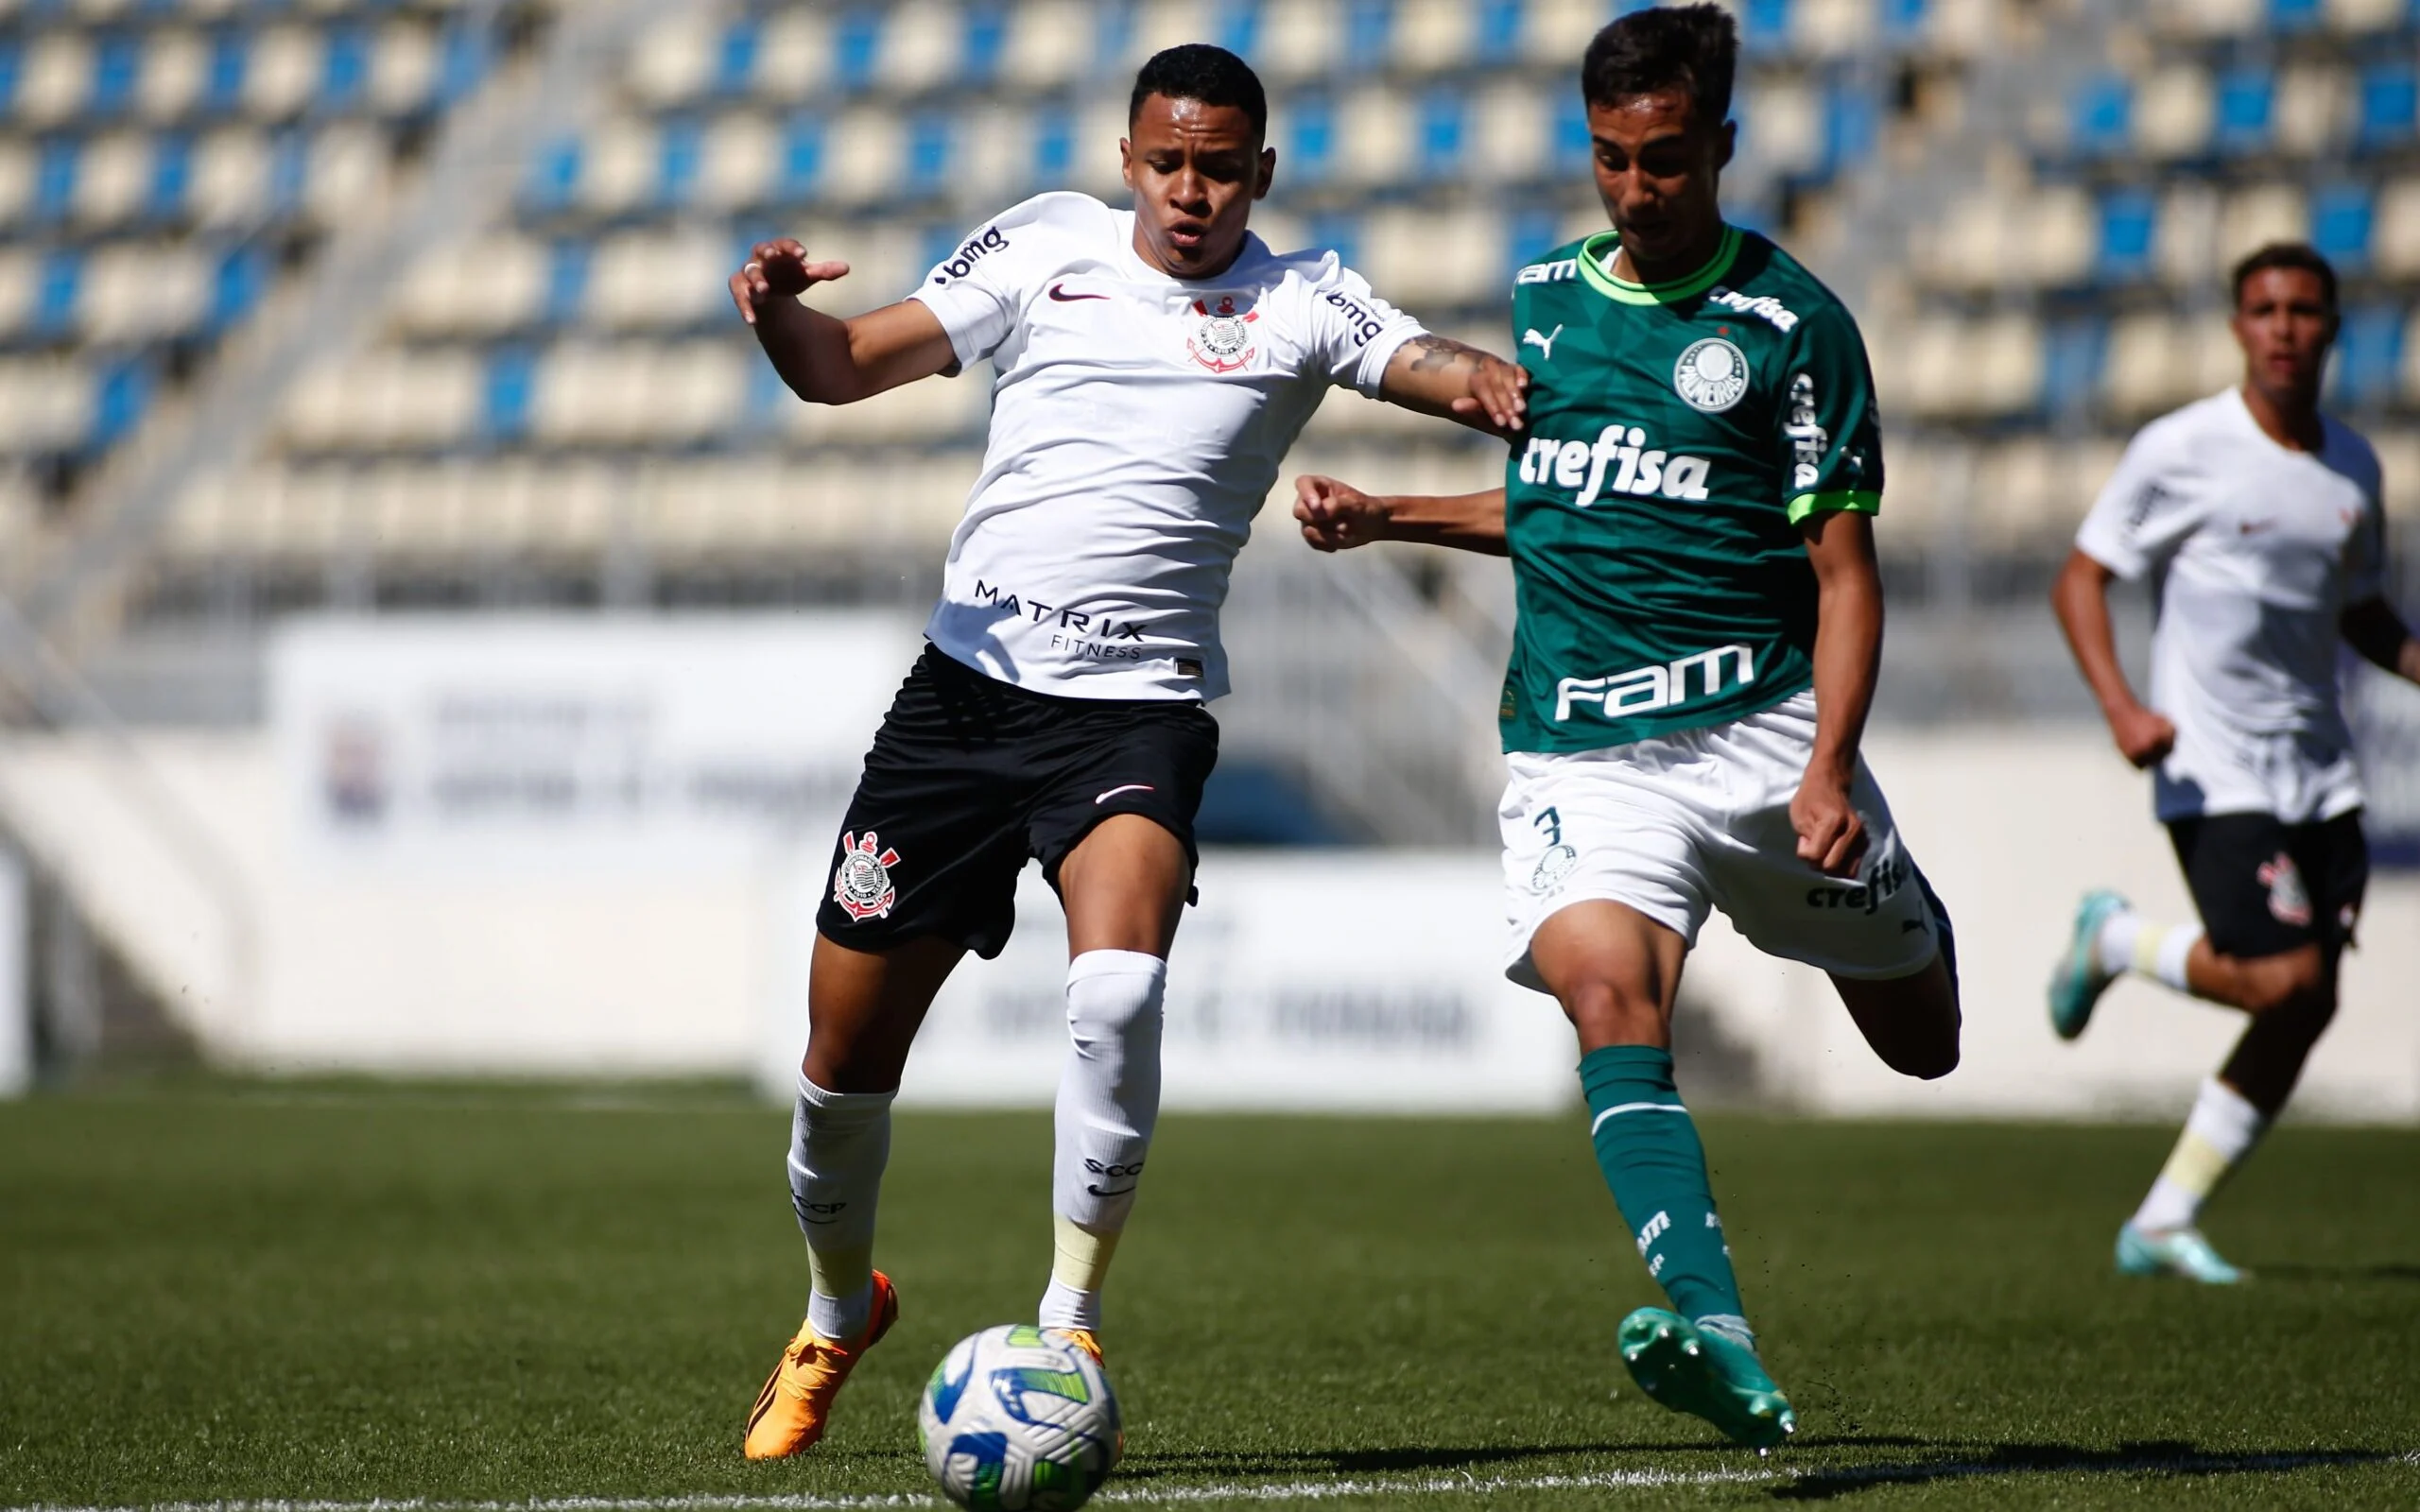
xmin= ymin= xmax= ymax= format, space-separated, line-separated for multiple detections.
xmin=1534 ymin=805 xmax=1563 ymax=847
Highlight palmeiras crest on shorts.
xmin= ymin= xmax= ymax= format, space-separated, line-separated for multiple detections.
xmin=1673 ymin=336 xmax=1750 ymax=413
xmin=2257 ymin=850 xmax=2312 ymax=927
xmin=833 ymin=831 xmax=902 ymax=922
xmin=1186 ymin=295 xmax=1259 ymax=373
xmin=1531 ymin=843 xmax=1580 ymax=895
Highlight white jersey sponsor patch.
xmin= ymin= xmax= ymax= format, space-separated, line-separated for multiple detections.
xmin=906 ymin=192 xmax=1426 ymax=700
xmin=2076 ymin=387 xmax=2386 ymax=824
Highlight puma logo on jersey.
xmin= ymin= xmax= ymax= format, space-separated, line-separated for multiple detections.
xmin=1523 ymin=325 xmax=1564 ymax=361
xmin=1519 ymin=425 xmax=1714 ymax=505
xmin=1515 ymin=258 xmax=1580 ymax=284
xmin=1556 ymin=644 xmax=1755 ymax=722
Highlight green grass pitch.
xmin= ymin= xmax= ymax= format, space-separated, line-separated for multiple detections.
xmin=3 ymin=1083 xmax=2416 ymax=1509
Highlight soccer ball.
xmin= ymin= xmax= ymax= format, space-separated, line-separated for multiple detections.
xmin=918 ymin=1324 xmax=1122 ymax=1511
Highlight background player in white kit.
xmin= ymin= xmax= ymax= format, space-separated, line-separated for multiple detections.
xmin=722 ymin=46 xmax=1526 ymax=1458
xmin=2048 ymin=243 xmax=2420 ymax=1283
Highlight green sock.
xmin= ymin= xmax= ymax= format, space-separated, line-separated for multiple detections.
xmin=1580 ymin=1044 xmax=1752 ymax=1342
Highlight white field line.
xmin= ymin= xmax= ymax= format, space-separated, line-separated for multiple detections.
xmin=10 ymin=1451 xmax=2414 ymax=1512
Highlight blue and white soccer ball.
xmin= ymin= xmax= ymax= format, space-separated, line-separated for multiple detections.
xmin=918 ymin=1324 xmax=1122 ymax=1512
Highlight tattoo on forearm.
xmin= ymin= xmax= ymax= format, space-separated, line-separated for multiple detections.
xmin=1401 ymin=335 xmax=1490 ymax=376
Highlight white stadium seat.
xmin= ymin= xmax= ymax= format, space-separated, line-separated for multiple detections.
xmin=2151 ymin=181 xmax=2220 ymax=290
xmin=1472 ymin=83 xmax=1549 ymax=182
xmin=138 ymin=30 xmax=207 ymax=121
xmin=0 ymin=357 xmax=96 ymax=452
xmin=2150 ymin=0 xmax=2260 ymax=35
xmin=244 ymin=26 xmax=320 ymax=118
xmin=701 ymin=111 xmax=775 ymax=208
xmin=1335 ymin=85 xmax=1414 ymax=189
xmin=2025 ymin=185 xmax=2097 ymax=288
xmin=590 ymin=230 xmax=728 ymax=330
xmin=306 ymin=124 xmax=389 ymax=226
xmin=81 ymin=243 xmax=208 ymax=342
xmin=822 ymin=110 xmax=905 ymax=205
xmin=192 ymin=129 xmax=269 ymax=226
xmin=2326 ymin=0 xmax=2407 ymax=30
xmin=371 ymin=22 xmax=437 ymax=112
xmin=999 ymin=0 xmax=1091 ymax=92
xmin=73 ymin=131 xmax=149 ymax=228
xmin=1523 ymin=0 xmax=1610 ymax=62
xmin=789 ymin=363 xmax=988 ymax=444
xmin=393 ymin=234 xmax=545 ymax=335
xmin=0 ymin=248 xmax=31 ymax=338
xmin=579 ymin=118 xmax=657 ymax=215
xmin=629 ymin=12 xmax=718 ymax=106
xmin=1742 ymin=80 xmax=1824 ymax=179
xmin=2274 ymin=67 xmax=2349 ymax=158
xmin=1392 ymin=0 xmax=1476 ymax=74
xmin=884 ymin=1 xmax=967 ymax=94
xmin=2133 ymin=67 xmax=2213 ymax=160
xmin=1073 ymin=96 xmax=1130 ymax=196
xmin=16 ymin=34 xmax=91 ymax=126
xmin=1971 ymin=313 xmax=2043 ymax=416
xmin=1134 ymin=1 xmax=1212 ymax=64
xmin=1794 ymin=0 xmax=1878 ymax=59
xmin=0 ymin=140 xmax=31 ymax=224
xmin=756 ymin=9 xmax=835 ymax=99
xmin=2102 ymin=311 xmax=2186 ymax=418
xmin=955 ymin=103 xmax=1038 ymax=208
xmin=1258 ymin=0 xmax=1340 ymax=82
xmin=2221 ymin=184 xmax=2308 ymax=256
xmin=1359 ymin=204 xmax=1506 ymax=310
xmin=1922 ymin=0 xmax=2003 ymax=59
xmin=2375 ymin=178 xmax=2420 ymax=279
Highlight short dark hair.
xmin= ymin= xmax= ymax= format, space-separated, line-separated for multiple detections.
xmin=1129 ymin=44 xmax=1268 ymax=138
xmin=2230 ymin=242 xmax=2338 ymax=311
xmin=1582 ymin=3 xmax=1739 ymax=125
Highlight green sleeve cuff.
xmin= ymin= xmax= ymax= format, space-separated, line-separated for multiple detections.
xmin=1787 ymin=490 xmax=1881 ymax=524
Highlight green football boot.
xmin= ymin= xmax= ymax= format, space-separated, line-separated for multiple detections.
xmin=2049 ymin=889 xmax=2132 ymax=1041
xmin=2116 ymin=1222 xmax=2247 ymax=1284
xmin=1616 ymin=1307 xmax=1796 ymax=1450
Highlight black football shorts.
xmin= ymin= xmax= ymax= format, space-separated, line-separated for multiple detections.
xmin=817 ymin=644 xmax=1219 ymax=958
xmin=2167 ymin=809 xmax=2368 ymax=962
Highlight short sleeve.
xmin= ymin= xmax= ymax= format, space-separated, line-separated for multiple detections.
xmin=905 ymin=196 xmax=1065 ymax=370
xmin=2076 ymin=421 xmax=2204 ymax=581
xmin=1299 ymin=255 xmax=1426 ymax=395
xmin=2346 ymin=490 xmax=2388 ymax=604
xmin=1777 ymin=305 xmax=1885 ymax=524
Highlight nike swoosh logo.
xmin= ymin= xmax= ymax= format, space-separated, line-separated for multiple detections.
xmin=1049 ymin=283 xmax=1109 ymax=302
xmin=1095 ymin=783 xmax=1155 ymax=805
xmin=2238 ymin=519 xmax=2275 ymax=535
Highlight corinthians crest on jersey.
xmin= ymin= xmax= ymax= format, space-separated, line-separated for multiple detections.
xmin=1186 ymin=294 xmax=1259 ymax=372
xmin=832 ymin=831 xmax=902 ymax=922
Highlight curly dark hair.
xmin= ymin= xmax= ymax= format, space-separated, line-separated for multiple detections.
xmin=1582 ymin=3 xmax=1739 ymax=124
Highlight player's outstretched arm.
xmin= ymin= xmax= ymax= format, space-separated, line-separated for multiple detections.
xmin=2049 ymin=547 xmax=2176 ymax=768
xmin=2342 ymin=596 xmax=2420 ymax=685
xmin=729 ymin=238 xmax=957 ymax=404
xmin=1374 ymin=335 xmax=1530 ymax=437
xmin=1794 ymin=510 xmax=1886 ymax=878
xmin=1292 ymin=474 xmax=1508 ymax=557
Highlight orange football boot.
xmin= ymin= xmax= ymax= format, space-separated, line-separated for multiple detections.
xmin=742 ymin=1271 xmax=900 ymax=1460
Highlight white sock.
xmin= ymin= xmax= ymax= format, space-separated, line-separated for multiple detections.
xmin=2097 ymin=910 xmax=2203 ymax=992
xmin=1042 ymin=950 xmax=1166 ymax=1330
xmin=788 ymin=1073 xmax=894 ymax=1342
xmin=2133 ymin=1077 xmax=2268 ymax=1233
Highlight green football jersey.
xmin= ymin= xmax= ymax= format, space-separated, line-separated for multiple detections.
xmin=1498 ymin=223 xmax=1883 ymax=755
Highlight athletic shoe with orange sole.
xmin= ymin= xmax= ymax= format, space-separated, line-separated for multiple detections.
xmin=742 ymin=1271 xmax=900 ymax=1460
xmin=1049 ymin=1327 xmax=1105 ymax=1366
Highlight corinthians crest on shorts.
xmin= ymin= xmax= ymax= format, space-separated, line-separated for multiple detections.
xmin=833 ymin=831 xmax=902 ymax=922
xmin=1186 ymin=295 xmax=1259 ymax=372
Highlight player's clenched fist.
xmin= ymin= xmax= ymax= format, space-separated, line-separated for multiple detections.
xmin=1293 ymin=474 xmax=1389 ymax=553
xmin=729 ymin=239 xmax=851 ymax=325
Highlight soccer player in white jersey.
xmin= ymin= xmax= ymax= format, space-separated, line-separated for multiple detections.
xmin=2048 ymin=243 xmax=2420 ymax=1283
xmin=723 ymin=46 xmax=1525 ymax=1459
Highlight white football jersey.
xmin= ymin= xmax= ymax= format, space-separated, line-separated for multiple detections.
xmin=2077 ymin=387 xmax=2388 ymax=824
xmin=905 ymin=192 xmax=1426 ymax=700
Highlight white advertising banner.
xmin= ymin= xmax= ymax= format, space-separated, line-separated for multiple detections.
xmin=762 ymin=851 xmax=1577 ymax=1111
xmin=268 ymin=615 xmax=920 ymax=874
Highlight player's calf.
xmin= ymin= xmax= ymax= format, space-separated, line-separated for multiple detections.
xmin=1042 ymin=949 xmax=1167 ymax=1337
xmin=1832 ymin=956 xmax=1960 ymax=1081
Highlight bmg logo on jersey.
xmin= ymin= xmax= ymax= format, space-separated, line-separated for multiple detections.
xmin=1323 ymin=288 xmax=1388 ymax=345
xmin=928 ymin=225 xmax=1009 ymax=284
xmin=1555 ymin=644 xmax=1755 ymax=722
xmin=1519 ymin=425 xmax=1715 ymax=507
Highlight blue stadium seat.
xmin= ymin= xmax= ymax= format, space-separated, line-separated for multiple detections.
xmin=1289 ymin=93 xmax=1337 ymax=184
xmin=1030 ymin=103 xmax=1074 ymax=184
xmin=2069 ymin=75 xmax=2131 ymax=156
xmin=657 ymin=116 xmax=702 ymax=207
xmin=1824 ymin=83 xmax=1878 ymax=176
xmin=204 ymin=30 xmax=247 ymax=114
xmin=149 ymin=130 xmax=192 ymax=218
xmin=482 ymin=346 xmax=535 ymax=441
xmin=2267 ymin=0 xmax=2324 ymax=31
xmin=525 ymin=135 xmax=580 ymax=212
xmin=34 ymin=250 xmax=79 ymax=336
xmin=1741 ymin=0 xmax=1791 ymax=55
xmin=1305 ymin=211 xmax=1359 ymax=270
xmin=544 ymin=240 xmax=590 ymax=326
xmin=716 ymin=17 xmax=761 ymax=96
xmin=2329 ymin=305 xmax=2402 ymax=408
xmin=832 ymin=9 xmax=882 ymax=94
xmin=906 ymin=111 xmax=952 ymax=198
xmin=2096 ymin=188 xmax=2157 ymax=282
xmin=268 ymin=128 xmax=307 ymax=215
xmin=0 ymin=39 xmax=22 ymax=116
xmin=2356 ymin=64 xmax=2416 ymax=152
xmin=2039 ymin=318 xmax=2107 ymax=421
xmin=91 ymin=357 xmax=152 ymax=450
xmin=961 ymin=5 xmax=1009 ymax=86
xmin=1879 ymin=0 xmax=1927 ymax=42
xmin=2213 ymin=67 xmax=2273 ymax=155
xmin=1474 ymin=0 xmax=1522 ymax=63
xmin=1552 ymin=94 xmax=1590 ymax=172
xmin=1417 ymin=86 xmax=1465 ymax=178
xmin=34 ymin=137 xmax=77 ymax=222
xmin=1503 ymin=204 xmax=1562 ymax=281
xmin=210 ymin=244 xmax=266 ymax=331
xmin=778 ymin=114 xmax=823 ymax=199
xmin=2311 ymin=183 xmax=2373 ymax=269
xmin=435 ymin=22 xmax=487 ymax=106
xmin=92 ymin=32 xmax=143 ymax=116
xmin=322 ymin=24 xmax=371 ymax=111
xmin=1344 ymin=0 xmax=1392 ymax=61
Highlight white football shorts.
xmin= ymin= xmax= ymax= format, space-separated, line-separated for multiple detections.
xmin=1500 ymin=690 xmax=1940 ymax=991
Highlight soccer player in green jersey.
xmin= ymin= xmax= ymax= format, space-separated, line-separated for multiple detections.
xmin=1291 ymin=6 xmax=1960 ymax=1448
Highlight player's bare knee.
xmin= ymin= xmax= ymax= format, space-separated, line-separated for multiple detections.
xmin=2238 ymin=947 xmax=2326 ymax=1016
xmin=1559 ymin=978 xmax=1668 ymax=1049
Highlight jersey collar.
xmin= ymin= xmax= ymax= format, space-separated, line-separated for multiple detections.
xmin=1578 ymin=224 xmax=1741 ymax=305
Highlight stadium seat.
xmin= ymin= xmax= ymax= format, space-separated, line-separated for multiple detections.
xmin=903 ymin=109 xmax=954 ymax=199
xmin=136 ymin=29 xmax=203 ymax=120
xmin=90 ymin=354 xmax=154 ymax=449
xmin=73 ymin=129 xmax=146 ymax=225
xmin=147 ymin=129 xmax=191 ymax=217
xmin=18 ymin=33 xmax=89 ymax=126
xmin=0 ymin=138 xmax=26 ymax=222
xmin=628 ymin=12 xmax=716 ymax=106
xmin=2151 ymin=0 xmax=2262 ymax=37
xmin=700 ymin=110 xmax=772 ymax=208
xmin=1741 ymin=78 xmax=1824 ymax=178
xmin=1822 ymin=80 xmax=1879 ymax=177
xmin=2133 ymin=65 xmax=2211 ymax=159
xmin=884 ymin=1 xmax=966 ymax=95
xmin=1412 ymin=83 xmax=1466 ymax=179
xmin=2311 ymin=182 xmax=2373 ymax=269
xmin=2355 ymin=63 xmax=2417 ymax=152
xmin=788 ymin=356 xmax=988 ymax=443
xmin=960 ymin=4 xmax=1011 ymax=86
xmin=481 ymin=344 xmax=537 ymax=442
xmin=2329 ymin=304 xmax=2402 ymax=409
xmin=830 ymin=8 xmax=885 ymax=94
xmin=1286 ymin=90 xmax=1338 ymax=185
xmin=1525 ymin=0 xmax=1616 ymax=62
xmin=208 ymin=241 xmax=265 ymax=331
xmin=2325 ymin=0 xmax=2407 ymax=31
xmin=320 ymin=22 xmax=371 ymax=111
xmin=1794 ymin=0 xmax=1879 ymax=58
xmin=90 ymin=30 xmax=143 ymax=117
xmin=82 ymin=242 xmax=207 ymax=341
xmin=658 ymin=114 xmax=705 ymax=208
xmin=1259 ymin=0 xmax=1340 ymax=81
xmin=394 ymin=233 xmax=545 ymax=335
xmin=1360 ymin=204 xmax=1505 ymax=309
xmin=202 ymin=29 xmax=246 ymax=115
xmin=2038 ymin=316 xmax=2108 ymax=419
xmin=305 ymin=120 xmax=384 ymax=225
xmin=246 ymin=26 xmax=319 ymax=119
xmin=2402 ymin=308 xmax=2420 ymax=404
xmin=2221 ymin=182 xmax=2308 ymax=252
xmin=822 ymin=109 xmax=903 ymax=205
xmin=754 ymin=9 xmax=833 ymax=99
xmin=2269 ymin=0 xmax=2325 ymax=31
xmin=2069 ymin=73 xmax=2131 ymax=157
xmin=1393 ymin=0 xmax=1476 ymax=73
xmin=32 ymin=134 xmax=77 ymax=222
xmin=2213 ymin=67 xmax=2273 ymax=155
xmin=590 ymin=229 xmax=726 ymax=331
xmin=523 ymin=133 xmax=579 ymax=213
xmin=955 ymin=101 xmax=1037 ymax=203
xmin=370 ymin=20 xmax=435 ymax=113
xmin=578 ymin=118 xmax=655 ymax=215
xmin=998 ymin=0 xmax=1088 ymax=92
xmin=0 ymin=248 xmax=32 ymax=339
xmin=2151 ymin=180 xmax=2221 ymax=289
xmin=0 ymin=356 xmax=96 ymax=455
xmin=2375 ymin=177 xmax=2420 ymax=277
xmin=1335 ymin=84 xmax=1413 ymax=187
xmin=2095 ymin=187 xmax=2156 ymax=283
xmin=1972 ymin=312 xmax=2044 ymax=416
xmin=1471 ymin=81 xmax=1548 ymax=181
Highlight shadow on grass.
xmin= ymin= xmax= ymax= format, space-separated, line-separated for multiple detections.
xmin=2246 ymin=1262 xmax=2420 ymax=1283
xmin=1116 ymin=1435 xmax=1931 ymax=1482
xmin=1770 ymin=1441 xmax=2398 ymax=1501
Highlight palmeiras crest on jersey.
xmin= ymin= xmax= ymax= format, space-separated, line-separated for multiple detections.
xmin=1186 ymin=295 xmax=1259 ymax=372
xmin=833 ymin=831 xmax=902 ymax=922
xmin=1672 ymin=336 xmax=1750 ymax=413
xmin=2257 ymin=851 xmax=2312 ymax=927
